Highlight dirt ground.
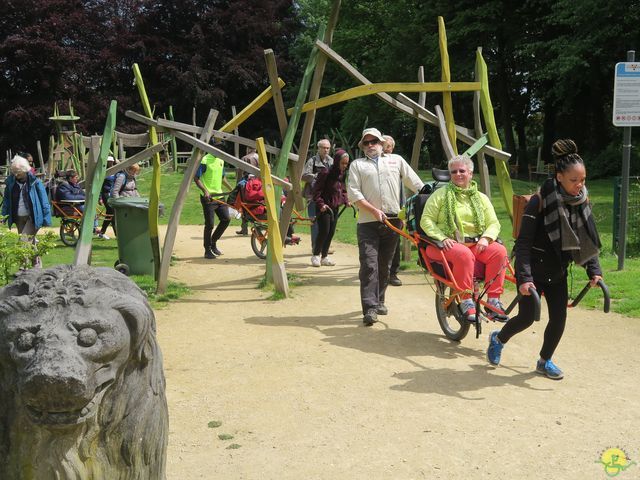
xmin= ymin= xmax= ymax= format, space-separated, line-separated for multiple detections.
xmin=156 ymin=225 xmax=640 ymax=480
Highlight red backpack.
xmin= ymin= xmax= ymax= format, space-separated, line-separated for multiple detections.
xmin=242 ymin=177 xmax=266 ymax=217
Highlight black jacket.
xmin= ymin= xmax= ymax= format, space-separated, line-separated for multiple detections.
xmin=515 ymin=194 xmax=602 ymax=285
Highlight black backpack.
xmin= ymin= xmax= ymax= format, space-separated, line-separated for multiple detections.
xmin=405 ymin=183 xmax=436 ymax=236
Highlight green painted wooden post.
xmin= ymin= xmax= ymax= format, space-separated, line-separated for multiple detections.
xmin=74 ymin=101 xmax=116 ymax=265
xmin=476 ymin=50 xmax=514 ymax=218
xmin=169 ymin=106 xmax=178 ymax=171
xmin=132 ymin=64 xmax=162 ymax=280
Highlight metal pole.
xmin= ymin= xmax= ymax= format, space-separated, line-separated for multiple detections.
xmin=617 ymin=49 xmax=635 ymax=270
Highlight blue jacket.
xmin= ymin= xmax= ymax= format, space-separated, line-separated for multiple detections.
xmin=2 ymin=173 xmax=52 ymax=230
xmin=56 ymin=181 xmax=85 ymax=201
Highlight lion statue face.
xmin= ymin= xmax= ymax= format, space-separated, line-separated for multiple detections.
xmin=0 ymin=265 xmax=168 ymax=479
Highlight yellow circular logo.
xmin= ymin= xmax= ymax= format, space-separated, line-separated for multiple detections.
xmin=597 ymin=448 xmax=637 ymax=477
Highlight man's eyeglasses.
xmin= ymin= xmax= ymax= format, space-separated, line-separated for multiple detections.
xmin=449 ymin=169 xmax=468 ymax=174
xmin=362 ymin=139 xmax=380 ymax=146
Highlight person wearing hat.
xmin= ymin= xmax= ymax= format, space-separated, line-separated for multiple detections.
xmin=310 ymin=148 xmax=350 ymax=267
xmin=347 ymin=128 xmax=424 ymax=326
xmin=302 ymin=138 xmax=333 ymax=251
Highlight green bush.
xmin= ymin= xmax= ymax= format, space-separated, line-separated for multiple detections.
xmin=0 ymin=225 xmax=57 ymax=285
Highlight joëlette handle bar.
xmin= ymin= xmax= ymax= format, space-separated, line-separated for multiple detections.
xmin=569 ymin=279 xmax=611 ymax=313
xmin=505 ymin=287 xmax=541 ymax=322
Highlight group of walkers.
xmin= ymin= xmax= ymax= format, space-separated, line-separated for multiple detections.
xmin=3 ymin=127 xmax=603 ymax=382
xmin=1 ymin=153 xmax=141 ymax=264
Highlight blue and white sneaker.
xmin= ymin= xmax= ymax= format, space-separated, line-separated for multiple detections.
xmin=536 ymin=358 xmax=564 ymax=380
xmin=487 ymin=331 xmax=504 ymax=366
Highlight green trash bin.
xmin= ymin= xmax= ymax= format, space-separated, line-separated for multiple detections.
xmin=109 ymin=197 xmax=156 ymax=276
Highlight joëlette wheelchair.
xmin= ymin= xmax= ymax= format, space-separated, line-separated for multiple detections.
xmin=384 ymin=168 xmax=609 ymax=342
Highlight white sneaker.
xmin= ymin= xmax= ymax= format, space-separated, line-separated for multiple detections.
xmin=98 ymin=233 xmax=110 ymax=240
xmin=311 ymin=255 xmax=321 ymax=267
xmin=321 ymin=256 xmax=335 ymax=266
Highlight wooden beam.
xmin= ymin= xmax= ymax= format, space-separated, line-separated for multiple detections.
xmin=476 ymin=49 xmax=514 ymax=217
xmin=435 ymin=105 xmax=456 ymax=160
xmin=231 ymin=105 xmax=240 ymax=159
xmin=294 ymin=0 xmax=342 ymax=215
xmin=154 ymin=117 xmax=299 ymax=162
xmin=313 ymin=39 xmax=510 ymax=163
xmin=395 ymin=94 xmax=511 ymax=162
xmin=171 ymin=129 xmax=291 ymax=190
xmin=114 ymin=131 xmax=150 ymax=147
xmin=216 ymin=78 xmax=286 ymax=134
xmin=288 ymin=81 xmax=480 ymax=115
xmin=133 ymin=63 xmax=162 ymax=280
xmin=257 ymin=137 xmax=288 ymax=296
xmin=473 ymin=47 xmax=491 ymax=195
xmin=157 ymin=109 xmax=219 ymax=294
xmin=74 ymin=101 xmax=116 ymax=266
xmin=410 ymin=66 xmax=426 ymax=171
xmin=438 ymin=17 xmax=458 ymax=153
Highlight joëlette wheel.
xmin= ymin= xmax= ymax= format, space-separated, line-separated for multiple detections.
xmin=251 ymin=225 xmax=268 ymax=259
xmin=434 ymin=280 xmax=470 ymax=341
xmin=59 ymin=219 xmax=79 ymax=247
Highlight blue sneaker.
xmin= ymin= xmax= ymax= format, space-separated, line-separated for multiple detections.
xmin=487 ymin=331 xmax=504 ymax=365
xmin=536 ymin=359 xmax=564 ymax=380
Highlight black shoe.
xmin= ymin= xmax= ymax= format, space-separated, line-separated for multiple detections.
xmin=211 ymin=245 xmax=223 ymax=256
xmin=363 ymin=309 xmax=378 ymax=326
xmin=376 ymin=304 xmax=388 ymax=315
xmin=236 ymin=229 xmax=248 ymax=236
xmin=204 ymin=249 xmax=216 ymax=259
xmin=389 ymin=275 xmax=402 ymax=286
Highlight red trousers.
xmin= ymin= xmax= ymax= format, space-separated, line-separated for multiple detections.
xmin=425 ymin=241 xmax=507 ymax=296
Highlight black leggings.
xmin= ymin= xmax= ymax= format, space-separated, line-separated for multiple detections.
xmin=313 ymin=207 xmax=337 ymax=257
xmin=497 ymin=275 xmax=568 ymax=361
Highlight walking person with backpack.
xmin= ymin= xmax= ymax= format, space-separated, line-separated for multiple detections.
xmin=111 ymin=163 xmax=141 ymax=199
xmin=310 ymin=149 xmax=350 ymax=267
xmin=97 ymin=156 xmax=118 ymax=239
xmin=487 ymin=139 xmax=603 ymax=380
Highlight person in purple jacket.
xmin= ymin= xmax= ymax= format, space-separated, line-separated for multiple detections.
xmin=310 ymin=149 xmax=350 ymax=267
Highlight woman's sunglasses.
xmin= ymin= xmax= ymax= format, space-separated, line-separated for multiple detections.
xmin=362 ymin=139 xmax=380 ymax=146
xmin=449 ymin=169 xmax=468 ymax=174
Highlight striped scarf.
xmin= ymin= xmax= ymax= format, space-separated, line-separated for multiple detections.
xmin=442 ymin=181 xmax=485 ymax=240
xmin=540 ymin=178 xmax=601 ymax=265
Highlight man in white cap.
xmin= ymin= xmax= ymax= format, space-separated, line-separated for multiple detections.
xmin=347 ymin=128 xmax=424 ymax=326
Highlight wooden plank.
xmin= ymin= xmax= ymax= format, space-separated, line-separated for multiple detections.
xmin=288 ymin=81 xmax=480 ymax=115
xmin=231 ymin=106 xmax=240 ymax=159
xmin=115 ymin=131 xmax=150 ymax=147
xmin=395 ymin=93 xmax=511 ymax=162
xmin=84 ymin=135 xmax=99 ymax=196
xmin=476 ymin=49 xmax=514 ymax=217
xmin=170 ymin=129 xmax=292 ymax=190
xmin=264 ymin=48 xmax=295 ymax=243
xmin=435 ymin=105 xmax=456 ymax=160
xmin=36 ymin=140 xmax=45 ymax=171
xmin=153 ymin=117 xmax=299 ymax=162
xmin=74 ymin=101 xmax=116 ymax=265
xmin=216 ymin=78 xmax=286 ymax=134
xmin=257 ymin=137 xmax=288 ymax=296
xmin=156 ymin=109 xmax=219 ymax=294
xmin=77 ymin=143 xmax=164 ymax=188
xmin=463 ymin=134 xmax=488 ymax=158
xmin=292 ymin=0 xmax=341 ymax=214
xmin=133 ymin=63 xmax=162 ymax=279
xmin=313 ymin=39 xmax=509 ymax=162
xmin=473 ymin=47 xmax=491 ymax=195
xmin=438 ymin=17 xmax=457 ymax=153
xmin=410 ymin=66 xmax=426 ymax=171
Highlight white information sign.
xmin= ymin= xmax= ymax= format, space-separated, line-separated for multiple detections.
xmin=613 ymin=62 xmax=640 ymax=126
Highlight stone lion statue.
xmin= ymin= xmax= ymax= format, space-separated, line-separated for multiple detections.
xmin=0 ymin=265 xmax=168 ymax=479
